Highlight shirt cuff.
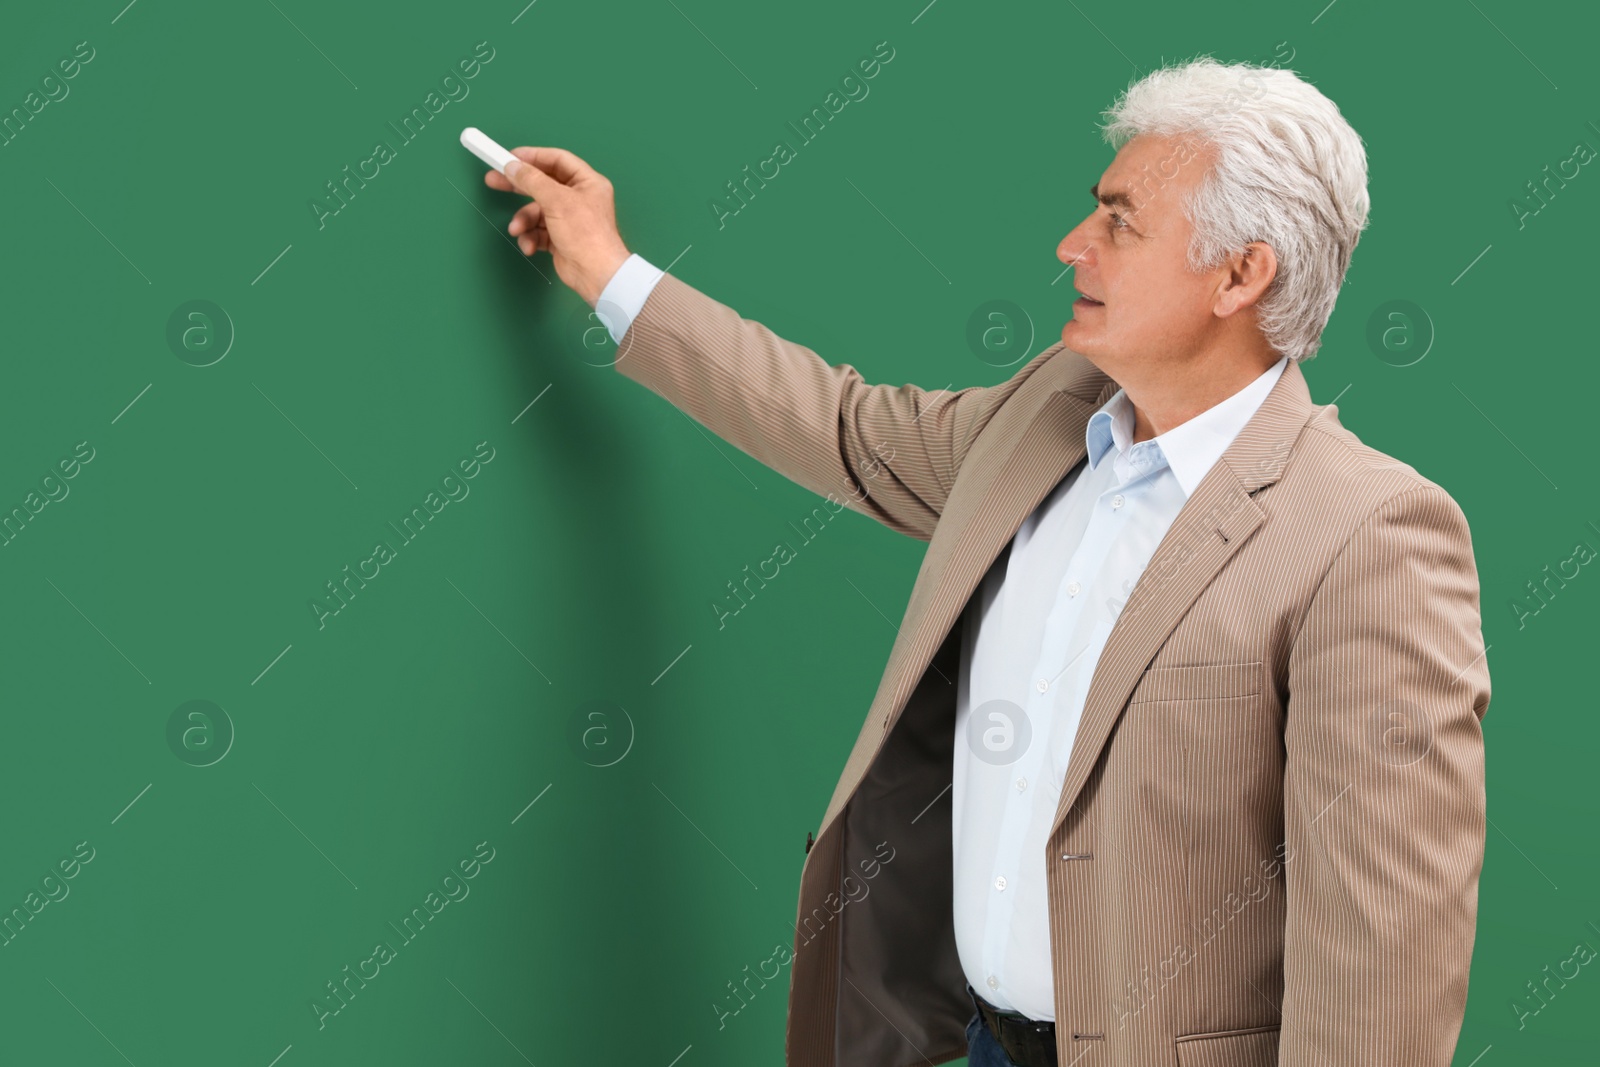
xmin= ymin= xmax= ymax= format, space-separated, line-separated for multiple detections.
xmin=594 ymin=253 xmax=665 ymax=344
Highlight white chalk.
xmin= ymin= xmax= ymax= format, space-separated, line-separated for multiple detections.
xmin=460 ymin=127 xmax=517 ymax=174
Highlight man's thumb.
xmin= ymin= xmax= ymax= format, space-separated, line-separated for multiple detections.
xmin=505 ymin=158 xmax=550 ymax=200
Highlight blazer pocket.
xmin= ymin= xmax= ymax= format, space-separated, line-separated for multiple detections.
xmin=1126 ymin=661 xmax=1263 ymax=705
xmin=1175 ymin=1024 xmax=1280 ymax=1067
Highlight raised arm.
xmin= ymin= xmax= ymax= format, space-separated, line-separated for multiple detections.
xmin=612 ymin=268 xmax=1052 ymax=541
xmin=483 ymin=143 xmax=1054 ymax=542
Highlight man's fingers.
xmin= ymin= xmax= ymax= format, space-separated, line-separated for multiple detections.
xmin=503 ymin=157 xmax=562 ymax=204
xmin=508 ymin=202 xmax=544 ymax=236
xmin=517 ymin=228 xmax=549 ymax=256
xmin=509 ymin=145 xmax=601 ymax=185
xmin=484 ymin=146 xmax=602 ymax=205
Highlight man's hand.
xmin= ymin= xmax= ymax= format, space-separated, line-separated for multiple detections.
xmin=482 ymin=146 xmax=632 ymax=308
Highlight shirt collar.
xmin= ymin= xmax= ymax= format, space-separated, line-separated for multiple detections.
xmin=1086 ymin=355 xmax=1289 ymax=497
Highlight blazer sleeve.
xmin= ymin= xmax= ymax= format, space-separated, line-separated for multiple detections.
xmin=611 ymin=270 xmax=1054 ymax=542
xmin=1279 ymin=483 xmax=1491 ymax=1065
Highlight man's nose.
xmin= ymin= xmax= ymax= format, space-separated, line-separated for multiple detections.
xmin=1057 ymin=224 xmax=1093 ymax=269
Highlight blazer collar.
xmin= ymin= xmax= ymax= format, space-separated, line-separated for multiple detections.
xmin=1208 ymin=352 xmax=1314 ymax=495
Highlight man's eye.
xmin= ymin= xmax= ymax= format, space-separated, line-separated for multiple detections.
xmin=1108 ymin=212 xmax=1129 ymax=231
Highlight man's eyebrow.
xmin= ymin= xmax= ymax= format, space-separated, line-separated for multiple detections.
xmin=1089 ymin=183 xmax=1138 ymax=212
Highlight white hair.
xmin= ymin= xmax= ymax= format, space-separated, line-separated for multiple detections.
xmin=1098 ymin=55 xmax=1370 ymax=361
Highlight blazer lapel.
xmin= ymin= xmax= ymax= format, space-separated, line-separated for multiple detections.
xmin=1048 ymin=357 xmax=1317 ymax=834
xmin=896 ymin=384 xmax=1117 ymax=691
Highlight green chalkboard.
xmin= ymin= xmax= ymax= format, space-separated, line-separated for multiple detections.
xmin=1 ymin=0 xmax=1595 ymax=1064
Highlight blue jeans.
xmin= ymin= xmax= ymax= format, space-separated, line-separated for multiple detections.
xmin=964 ymin=1010 xmax=1020 ymax=1067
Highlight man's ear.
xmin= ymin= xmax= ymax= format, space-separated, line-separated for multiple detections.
xmin=1218 ymin=241 xmax=1277 ymax=317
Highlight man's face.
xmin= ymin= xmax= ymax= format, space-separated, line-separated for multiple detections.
xmin=1057 ymin=133 xmax=1225 ymax=375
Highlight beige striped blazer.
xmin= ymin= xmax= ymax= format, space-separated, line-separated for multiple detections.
xmin=613 ymin=271 xmax=1491 ymax=1066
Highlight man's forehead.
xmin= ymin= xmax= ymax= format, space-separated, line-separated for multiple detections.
xmin=1092 ymin=134 xmax=1209 ymax=215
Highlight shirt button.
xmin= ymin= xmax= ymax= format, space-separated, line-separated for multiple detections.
xmin=1016 ymin=777 xmax=1027 ymax=791
xmin=995 ymin=875 xmax=1007 ymax=891
xmin=1112 ymin=494 xmax=1125 ymax=509
xmin=987 ymin=975 xmax=999 ymax=991
xmin=1035 ymin=679 xmax=1048 ymax=693
xmin=1066 ymin=581 xmax=1081 ymax=596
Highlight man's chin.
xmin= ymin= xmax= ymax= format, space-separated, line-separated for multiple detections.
xmin=1061 ymin=320 xmax=1096 ymax=351
xmin=1061 ymin=324 xmax=1113 ymax=372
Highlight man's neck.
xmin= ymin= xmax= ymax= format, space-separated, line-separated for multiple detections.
xmin=1124 ymin=353 xmax=1281 ymax=444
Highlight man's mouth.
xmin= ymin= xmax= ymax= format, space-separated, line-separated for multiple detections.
xmin=1074 ymin=292 xmax=1104 ymax=308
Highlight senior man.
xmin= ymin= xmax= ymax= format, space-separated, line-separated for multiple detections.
xmin=482 ymin=56 xmax=1490 ymax=1067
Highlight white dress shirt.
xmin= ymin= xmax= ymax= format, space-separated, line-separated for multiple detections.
xmin=598 ymin=252 xmax=1289 ymax=1021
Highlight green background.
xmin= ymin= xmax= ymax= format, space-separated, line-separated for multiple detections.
xmin=1 ymin=0 xmax=1593 ymax=1063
